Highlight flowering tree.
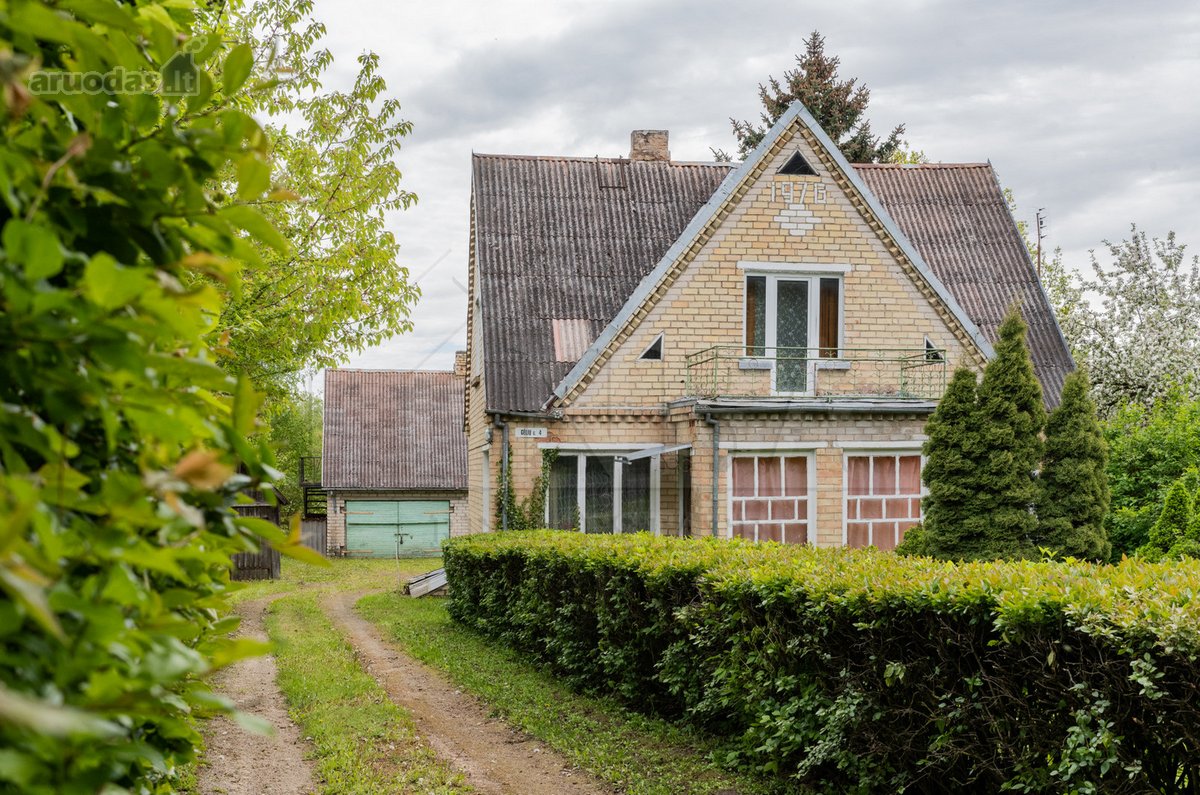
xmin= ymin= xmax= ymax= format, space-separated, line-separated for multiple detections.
xmin=1045 ymin=226 xmax=1200 ymax=417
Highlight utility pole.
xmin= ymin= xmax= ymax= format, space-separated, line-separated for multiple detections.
xmin=1035 ymin=209 xmax=1047 ymax=278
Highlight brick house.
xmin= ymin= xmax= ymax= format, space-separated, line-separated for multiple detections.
xmin=323 ymin=364 xmax=468 ymax=556
xmin=463 ymin=103 xmax=1072 ymax=547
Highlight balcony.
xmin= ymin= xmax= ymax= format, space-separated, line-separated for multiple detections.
xmin=683 ymin=346 xmax=947 ymax=401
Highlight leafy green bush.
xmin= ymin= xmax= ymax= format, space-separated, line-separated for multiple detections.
xmin=447 ymin=531 xmax=1200 ymax=793
xmin=1105 ymin=388 xmax=1200 ymax=556
xmin=0 ymin=4 xmax=314 ymax=791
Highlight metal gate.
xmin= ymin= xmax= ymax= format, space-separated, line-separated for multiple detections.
xmin=344 ymin=500 xmax=450 ymax=558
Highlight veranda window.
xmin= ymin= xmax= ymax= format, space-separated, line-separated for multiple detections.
xmin=546 ymin=453 xmax=655 ymax=533
xmin=730 ymin=454 xmax=810 ymax=544
xmin=845 ymin=453 xmax=922 ymax=550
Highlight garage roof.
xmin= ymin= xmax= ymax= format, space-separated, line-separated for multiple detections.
xmin=322 ymin=369 xmax=467 ymax=491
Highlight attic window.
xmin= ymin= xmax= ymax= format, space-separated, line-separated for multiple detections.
xmin=925 ymin=337 xmax=945 ymax=362
xmin=777 ymin=151 xmax=817 ymax=176
xmin=552 ymin=319 xmax=592 ymax=362
xmin=640 ymin=333 xmax=664 ymax=361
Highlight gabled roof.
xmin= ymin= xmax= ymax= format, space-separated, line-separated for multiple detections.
xmin=856 ymin=163 xmax=1074 ymax=404
xmin=322 ymin=369 xmax=467 ymax=491
xmin=471 ymin=104 xmax=1074 ymax=412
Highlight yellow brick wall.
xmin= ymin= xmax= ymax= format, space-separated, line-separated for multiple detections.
xmin=704 ymin=412 xmax=930 ymax=544
xmin=487 ymin=410 xmax=929 ymax=546
xmin=465 ymin=209 xmax=497 ymax=535
xmin=571 ymin=127 xmax=982 ymax=410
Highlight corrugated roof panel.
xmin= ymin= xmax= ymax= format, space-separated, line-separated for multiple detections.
xmin=322 ymin=370 xmax=467 ymax=490
xmin=474 ymin=154 xmax=728 ymax=412
xmin=552 ymin=318 xmax=593 ymax=362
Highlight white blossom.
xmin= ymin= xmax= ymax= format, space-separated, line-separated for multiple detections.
xmin=1046 ymin=226 xmax=1200 ymax=417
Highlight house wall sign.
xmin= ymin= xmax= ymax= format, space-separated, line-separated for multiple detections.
xmin=515 ymin=427 xmax=548 ymax=439
xmin=771 ymin=180 xmax=829 ymax=238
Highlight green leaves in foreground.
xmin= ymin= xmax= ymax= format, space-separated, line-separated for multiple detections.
xmin=0 ymin=0 xmax=301 ymax=791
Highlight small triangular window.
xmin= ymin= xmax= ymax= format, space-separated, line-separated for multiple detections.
xmin=640 ymin=333 xmax=664 ymax=361
xmin=778 ymin=151 xmax=817 ymax=176
xmin=925 ymin=337 xmax=945 ymax=362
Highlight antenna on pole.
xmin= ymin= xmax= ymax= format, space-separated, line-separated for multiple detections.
xmin=1035 ymin=208 xmax=1047 ymax=278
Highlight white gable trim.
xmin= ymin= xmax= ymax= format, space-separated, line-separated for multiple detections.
xmin=548 ymin=102 xmax=994 ymax=406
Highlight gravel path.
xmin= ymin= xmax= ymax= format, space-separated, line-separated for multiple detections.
xmin=198 ymin=599 xmax=317 ymax=795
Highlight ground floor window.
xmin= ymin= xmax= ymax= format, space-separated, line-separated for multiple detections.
xmin=730 ymin=454 xmax=810 ymax=544
xmin=845 ymin=453 xmax=922 ymax=550
xmin=546 ymin=453 xmax=656 ymax=534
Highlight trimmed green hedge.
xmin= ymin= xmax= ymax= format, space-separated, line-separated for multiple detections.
xmin=445 ymin=532 xmax=1200 ymax=793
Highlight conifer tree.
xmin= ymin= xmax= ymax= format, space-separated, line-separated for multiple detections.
xmin=1037 ymin=370 xmax=1111 ymax=560
xmin=720 ymin=31 xmax=905 ymax=162
xmin=918 ymin=367 xmax=985 ymax=559
xmin=969 ymin=307 xmax=1045 ymax=559
xmin=1146 ymin=478 xmax=1192 ymax=553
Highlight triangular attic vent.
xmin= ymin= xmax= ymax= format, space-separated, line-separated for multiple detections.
xmin=777 ymin=151 xmax=817 ymax=176
xmin=639 ymin=333 xmax=663 ymax=361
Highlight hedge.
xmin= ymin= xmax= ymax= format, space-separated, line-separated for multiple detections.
xmin=445 ymin=531 xmax=1200 ymax=794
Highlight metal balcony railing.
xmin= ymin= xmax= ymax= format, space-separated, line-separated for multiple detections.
xmin=683 ymin=346 xmax=948 ymax=401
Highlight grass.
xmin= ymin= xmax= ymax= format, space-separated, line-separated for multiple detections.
xmin=266 ymin=591 xmax=472 ymax=794
xmin=358 ymin=593 xmax=794 ymax=795
xmin=173 ymin=734 xmax=203 ymax=795
xmin=227 ymin=556 xmax=443 ymax=605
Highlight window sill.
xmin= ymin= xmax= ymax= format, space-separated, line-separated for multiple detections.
xmin=815 ymin=359 xmax=851 ymax=371
xmin=738 ymin=358 xmax=773 ymax=371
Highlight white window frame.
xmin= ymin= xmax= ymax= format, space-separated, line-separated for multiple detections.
xmin=742 ymin=268 xmax=846 ymax=396
xmin=543 ymin=447 xmax=661 ymax=534
xmin=840 ymin=448 xmax=926 ymax=548
xmin=725 ymin=450 xmax=817 ymax=543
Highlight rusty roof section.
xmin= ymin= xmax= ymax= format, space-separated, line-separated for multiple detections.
xmin=856 ymin=163 xmax=1074 ymax=405
xmin=322 ymin=369 xmax=467 ymax=491
xmin=473 ymin=154 xmax=1072 ymax=412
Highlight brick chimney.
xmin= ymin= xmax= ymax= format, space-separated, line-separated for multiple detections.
xmin=453 ymin=350 xmax=468 ymax=377
xmin=629 ymin=130 xmax=670 ymax=162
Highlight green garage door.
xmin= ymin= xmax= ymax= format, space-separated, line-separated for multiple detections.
xmin=344 ymin=500 xmax=450 ymax=558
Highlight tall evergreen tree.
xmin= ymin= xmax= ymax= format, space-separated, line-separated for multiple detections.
xmin=919 ymin=368 xmax=985 ymax=559
xmin=720 ymin=31 xmax=905 ymax=162
xmin=1037 ymin=370 xmax=1111 ymax=560
xmin=972 ymin=308 xmax=1046 ymax=559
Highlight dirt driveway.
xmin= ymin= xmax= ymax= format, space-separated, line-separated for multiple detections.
xmin=198 ymin=599 xmax=316 ymax=795
xmin=201 ymin=582 xmax=609 ymax=794
xmin=325 ymin=590 xmax=610 ymax=795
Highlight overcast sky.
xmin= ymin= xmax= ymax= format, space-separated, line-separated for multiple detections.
xmin=307 ymin=0 xmax=1200 ymax=383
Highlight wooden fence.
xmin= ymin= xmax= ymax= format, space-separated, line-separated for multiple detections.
xmin=231 ymin=496 xmax=283 ymax=581
xmin=300 ymin=518 xmax=327 ymax=556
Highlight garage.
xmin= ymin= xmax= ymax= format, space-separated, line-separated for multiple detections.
xmin=344 ymin=499 xmax=450 ymax=558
